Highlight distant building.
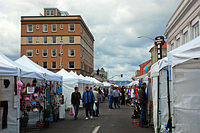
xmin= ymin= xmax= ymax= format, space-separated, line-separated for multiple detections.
xmin=165 ymin=0 xmax=200 ymax=52
xmin=149 ymin=42 xmax=167 ymax=65
xmin=21 ymin=8 xmax=94 ymax=76
xmin=139 ymin=59 xmax=151 ymax=76
xmin=92 ymin=67 xmax=108 ymax=82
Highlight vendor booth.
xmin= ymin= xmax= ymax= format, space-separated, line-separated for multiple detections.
xmin=168 ymin=36 xmax=200 ymax=132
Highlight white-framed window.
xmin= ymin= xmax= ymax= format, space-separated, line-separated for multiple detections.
xmin=183 ymin=31 xmax=189 ymax=44
xmin=68 ymin=24 xmax=75 ymax=32
xmin=36 ymin=49 xmax=39 ymax=55
xmin=50 ymin=10 xmax=54 ymax=16
xmin=60 ymin=36 xmax=63 ymax=42
xmin=176 ymin=38 xmax=180 ymax=47
xmin=52 ymin=24 xmax=57 ymax=32
xmin=43 ymin=24 xmax=48 ymax=32
xmin=51 ymin=49 xmax=57 ymax=57
xmin=43 ymin=61 xmax=47 ymax=68
xmin=51 ymin=61 xmax=56 ymax=69
xmin=36 ymin=37 xmax=39 ymax=43
xmin=69 ymin=36 xmax=74 ymax=43
xmin=42 ymin=49 xmax=48 ymax=57
xmin=60 ymin=24 xmax=63 ymax=29
xmin=68 ymin=49 xmax=75 ymax=57
xmin=68 ymin=61 xmax=75 ymax=69
xmin=27 ymin=24 xmax=33 ymax=32
xmin=46 ymin=10 xmax=50 ymax=16
xmin=26 ymin=49 xmax=33 ymax=57
xmin=193 ymin=22 xmax=199 ymax=39
xmin=27 ymin=37 xmax=32 ymax=43
xmin=43 ymin=36 xmax=47 ymax=44
xmin=52 ymin=36 xmax=56 ymax=43
xmin=36 ymin=24 xmax=39 ymax=30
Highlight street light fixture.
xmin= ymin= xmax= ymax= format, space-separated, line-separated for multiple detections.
xmin=137 ymin=36 xmax=154 ymax=41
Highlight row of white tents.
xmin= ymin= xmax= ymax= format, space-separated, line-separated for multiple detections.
xmin=150 ymin=36 xmax=200 ymax=132
xmin=0 ymin=53 xmax=102 ymax=133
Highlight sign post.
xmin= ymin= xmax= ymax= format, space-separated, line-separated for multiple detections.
xmin=154 ymin=36 xmax=165 ymax=60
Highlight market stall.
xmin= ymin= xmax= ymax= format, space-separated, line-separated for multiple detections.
xmin=168 ymin=36 xmax=200 ymax=132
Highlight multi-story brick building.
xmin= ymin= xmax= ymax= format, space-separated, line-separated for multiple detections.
xmin=21 ymin=8 xmax=94 ymax=76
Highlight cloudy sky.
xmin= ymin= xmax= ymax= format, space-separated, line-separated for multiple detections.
xmin=0 ymin=0 xmax=181 ymax=81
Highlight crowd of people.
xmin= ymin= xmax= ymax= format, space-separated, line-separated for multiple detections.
xmin=70 ymin=83 xmax=148 ymax=128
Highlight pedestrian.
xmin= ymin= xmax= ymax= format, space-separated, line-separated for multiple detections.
xmin=131 ymin=86 xmax=135 ymax=106
xmin=121 ymin=86 xmax=125 ymax=105
xmin=93 ymin=87 xmax=100 ymax=117
xmin=108 ymin=85 xmax=114 ymax=109
xmin=71 ymin=87 xmax=81 ymax=120
xmin=82 ymin=86 xmax=95 ymax=120
xmin=113 ymin=87 xmax=120 ymax=108
xmin=138 ymin=82 xmax=148 ymax=127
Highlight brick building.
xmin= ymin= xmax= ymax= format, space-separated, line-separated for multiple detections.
xmin=21 ymin=8 xmax=94 ymax=76
xmin=139 ymin=59 xmax=151 ymax=76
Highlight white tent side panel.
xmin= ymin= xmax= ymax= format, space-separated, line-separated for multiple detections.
xmin=152 ymin=76 xmax=158 ymax=133
xmin=173 ymin=59 xmax=200 ymax=133
xmin=0 ymin=76 xmax=17 ymax=133
xmin=159 ymin=68 xmax=168 ymax=126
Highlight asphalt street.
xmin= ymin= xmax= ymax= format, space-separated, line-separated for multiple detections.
xmin=40 ymin=101 xmax=153 ymax=133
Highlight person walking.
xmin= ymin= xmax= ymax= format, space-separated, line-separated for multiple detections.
xmin=93 ymin=87 xmax=100 ymax=117
xmin=71 ymin=87 xmax=81 ymax=120
xmin=82 ymin=86 xmax=95 ymax=120
xmin=121 ymin=86 xmax=125 ymax=105
xmin=113 ymin=87 xmax=120 ymax=109
xmin=108 ymin=85 xmax=114 ymax=109
xmin=138 ymin=82 xmax=148 ymax=127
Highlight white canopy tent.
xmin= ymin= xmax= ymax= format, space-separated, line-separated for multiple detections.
xmin=127 ymin=80 xmax=139 ymax=86
xmin=167 ymin=36 xmax=200 ymax=132
xmin=103 ymin=81 xmax=111 ymax=87
xmin=15 ymin=55 xmax=62 ymax=81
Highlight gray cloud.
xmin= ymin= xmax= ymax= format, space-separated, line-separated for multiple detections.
xmin=0 ymin=0 xmax=181 ymax=81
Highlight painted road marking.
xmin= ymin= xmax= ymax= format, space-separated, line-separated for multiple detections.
xmin=92 ymin=126 xmax=101 ymax=133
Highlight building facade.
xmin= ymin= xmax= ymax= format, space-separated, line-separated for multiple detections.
xmin=139 ymin=59 xmax=151 ymax=76
xmin=21 ymin=8 xmax=94 ymax=76
xmin=165 ymin=0 xmax=200 ymax=52
xmin=92 ymin=68 xmax=108 ymax=82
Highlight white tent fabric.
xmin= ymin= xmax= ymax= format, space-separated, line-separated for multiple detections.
xmin=15 ymin=56 xmax=62 ymax=81
xmin=158 ymin=57 xmax=168 ymax=71
xmin=168 ymin=36 xmax=200 ymax=132
xmin=150 ymin=61 xmax=160 ymax=77
xmin=103 ymin=82 xmax=111 ymax=87
xmin=0 ymin=52 xmax=19 ymax=76
xmin=127 ymin=81 xmax=139 ymax=86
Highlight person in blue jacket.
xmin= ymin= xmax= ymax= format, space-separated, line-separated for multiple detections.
xmin=82 ymin=86 xmax=95 ymax=120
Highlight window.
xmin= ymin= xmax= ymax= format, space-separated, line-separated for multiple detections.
xmin=43 ymin=36 xmax=47 ymax=44
xmin=69 ymin=36 xmax=74 ymax=43
xmin=183 ymin=31 xmax=189 ymax=44
xmin=50 ymin=10 xmax=54 ymax=16
xmin=27 ymin=37 xmax=32 ymax=43
xmin=42 ymin=49 xmax=48 ymax=57
xmin=36 ymin=49 xmax=39 ymax=55
xmin=51 ymin=49 xmax=57 ymax=57
xmin=36 ymin=37 xmax=39 ymax=43
xmin=52 ymin=36 xmax=56 ymax=43
xmin=46 ymin=10 xmax=50 ymax=16
xmin=52 ymin=24 xmax=57 ymax=32
xmin=26 ymin=49 xmax=33 ymax=57
xmin=68 ymin=61 xmax=75 ymax=69
xmin=60 ymin=24 xmax=63 ymax=29
xmin=27 ymin=24 xmax=33 ymax=32
xmin=43 ymin=62 xmax=47 ymax=68
xmin=36 ymin=24 xmax=39 ymax=30
xmin=69 ymin=24 xmax=75 ymax=32
xmin=43 ymin=24 xmax=48 ymax=32
xmin=52 ymin=61 xmax=56 ymax=69
xmin=176 ymin=38 xmax=180 ymax=47
xmin=60 ymin=59 xmax=62 ymax=67
xmin=60 ymin=36 xmax=63 ymax=42
xmin=193 ymin=22 xmax=199 ymax=38
xmin=60 ymin=48 xmax=63 ymax=54
xmin=68 ymin=49 xmax=75 ymax=57
xmin=36 ymin=61 xmax=39 ymax=64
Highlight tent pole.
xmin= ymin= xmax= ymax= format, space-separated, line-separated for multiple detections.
xmin=167 ymin=67 xmax=172 ymax=132
xmin=17 ymin=69 xmax=21 ymax=133
xmin=157 ymin=76 xmax=160 ymax=129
